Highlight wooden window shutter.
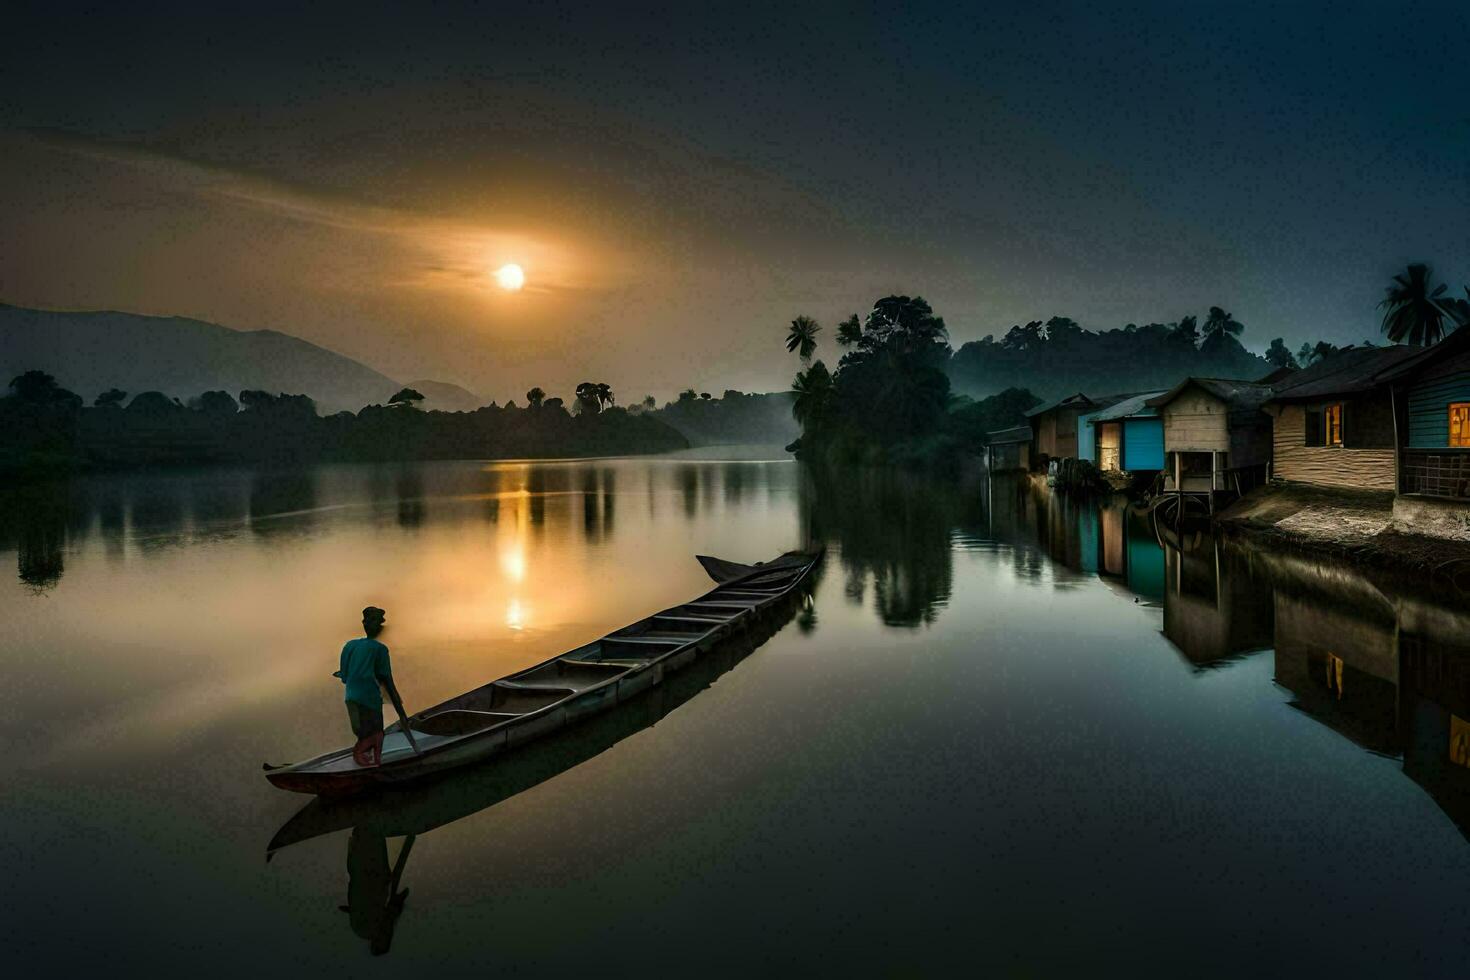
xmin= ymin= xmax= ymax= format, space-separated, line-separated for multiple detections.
xmin=1305 ymin=406 xmax=1322 ymax=446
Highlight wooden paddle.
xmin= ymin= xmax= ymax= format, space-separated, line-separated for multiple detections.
xmin=384 ymin=683 xmax=422 ymax=756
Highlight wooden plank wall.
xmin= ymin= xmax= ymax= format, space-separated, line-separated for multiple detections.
xmin=1407 ymin=370 xmax=1470 ymax=447
xmin=1035 ymin=413 xmax=1057 ymax=456
xmin=1161 ymin=389 xmax=1229 ymax=452
xmin=1273 ymin=404 xmax=1395 ymax=490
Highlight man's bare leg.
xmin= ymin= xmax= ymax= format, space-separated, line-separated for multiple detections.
xmin=370 ymin=730 xmax=386 ymax=766
xmin=352 ymin=736 xmax=370 ymax=767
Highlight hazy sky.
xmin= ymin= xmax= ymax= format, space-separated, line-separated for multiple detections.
xmin=3 ymin=1 xmax=1467 ymax=401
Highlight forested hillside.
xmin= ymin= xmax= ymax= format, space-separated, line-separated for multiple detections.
xmin=948 ymin=315 xmax=1272 ymax=400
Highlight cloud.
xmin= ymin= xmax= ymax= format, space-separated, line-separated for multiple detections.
xmin=16 ymin=128 xmax=603 ymax=295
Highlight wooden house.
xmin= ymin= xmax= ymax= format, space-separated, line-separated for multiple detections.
xmin=1081 ymin=391 xmax=1167 ymax=474
xmin=1025 ymin=393 xmax=1098 ymax=466
xmin=1146 ymin=378 xmax=1275 ymax=506
xmin=1400 ymin=335 xmax=1470 ymax=501
xmin=1262 ymin=345 xmax=1423 ymax=492
xmin=984 ymin=425 xmax=1032 ymax=473
xmin=1262 ymin=328 xmax=1470 ymax=518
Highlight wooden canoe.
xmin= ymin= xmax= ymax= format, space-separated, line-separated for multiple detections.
xmin=266 ymin=577 xmax=808 ymax=853
xmin=264 ymin=549 xmax=823 ymax=795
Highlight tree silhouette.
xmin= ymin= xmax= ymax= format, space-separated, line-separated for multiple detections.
xmin=595 ymin=383 xmax=615 ymax=410
xmin=1002 ymin=321 xmax=1044 ymax=350
xmin=94 ymin=388 xmax=128 ymax=408
xmin=239 ymin=389 xmax=273 ymax=410
xmin=191 ymin=390 xmax=239 ymax=416
xmin=784 ymin=295 xmax=953 ymax=457
xmin=1170 ymin=315 xmax=1199 ymax=348
xmin=9 ymin=370 xmax=76 ymax=405
xmin=1441 ymin=286 xmax=1470 ymax=329
xmin=791 ymin=360 xmax=834 ymax=430
xmin=786 ymin=315 xmax=821 ymax=363
xmin=1265 ymin=338 xmax=1297 ymax=370
xmin=388 ymin=387 xmax=425 ymax=409
xmin=641 ymin=394 xmax=656 ymax=410
xmin=1202 ymin=306 xmax=1243 ymax=343
xmin=859 ymin=296 xmax=949 ymax=359
xmin=1296 ymin=341 xmax=1341 ymax=367
xmin=525 ymin=386 xmax=546 ymax=408
xmin=126 ymin=391 xmax=180 ymax=414
xmin=836 ymin=314 xmax=862 ymax=347
xmin=699 ymin=392 xmax=711 ymax=400
xmin=574 ymin=382 xmax=602 ymax=415
xmin=1380 ymin=263 xmax=1453 ymax=346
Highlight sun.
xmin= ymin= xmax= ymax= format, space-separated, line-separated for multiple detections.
xmin=494 ymin=263 xmax=525 ymax=291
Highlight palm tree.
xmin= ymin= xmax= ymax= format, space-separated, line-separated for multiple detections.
xmin=791 ymin=360 xmax=833 ymax=431
xmin=525 ymin=386 xmax=545 ymax=408
xmin=836 ymin=314 xmax=862 ymax=348
xmin=595 ymin=383 xmax=614 ymax=410
xmin=1439 ymin=285 xmax=1470 ymax=331
xmin=1201 ymin=306 xmax=1243 ymax=343
xmin=786 ymin=315 xmax=821 ymax=363
xmin=1380 ymin=263 xmax=1452 ymax=346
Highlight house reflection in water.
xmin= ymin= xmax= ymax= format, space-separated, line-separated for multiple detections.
xmin=1160 ymin=539 xmax=1273 ymax=668
xmin=1096 ymin=501 xmax=1164 ymax=601
xmin=994 ymin=478 xmax=1470 ymax=840
xmin=1250 ymin=549 xmax=1470 ymax=840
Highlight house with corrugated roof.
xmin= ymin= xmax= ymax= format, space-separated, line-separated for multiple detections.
xmin=1146 ymin=378 xmax=1275 ymax=508
xmin=1024 ymin=393 xmax=1097 ymax=466
xmin=984 ymin=424 xmax=1033 ymax=473
xmin=1260 ymin=328 xmax=1470 ymax=534
xmin=1262 ymin=345 xmax=1425 ymax=492
xmin=1080 ymin=391 xmax=1168 ymax=474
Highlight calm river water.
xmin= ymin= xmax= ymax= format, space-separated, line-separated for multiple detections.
xmin=2 ymin=450 xmax=1468 ymax=975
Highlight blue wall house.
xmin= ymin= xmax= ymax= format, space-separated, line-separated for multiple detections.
xmin=1082 ymin=391 xmax=1167 ymax=473
xmin=1401 ymin=339 xmax=1470 ymax=500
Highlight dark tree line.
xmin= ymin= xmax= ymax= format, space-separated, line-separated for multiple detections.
xmin=785 ymin=295 xmax=1004 ymax=467
xmin=948 ymin=311 xmax=1269 ymax=401
xmin=648 ymin=389 xmax=798 ymax=445
xmin=0 ymin=372 xmax=685 ymax=474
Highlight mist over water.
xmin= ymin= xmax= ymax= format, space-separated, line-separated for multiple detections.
xmin=1 ymin=452 xmax=1467 ymax=975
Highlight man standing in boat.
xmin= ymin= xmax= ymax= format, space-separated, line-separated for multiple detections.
xmin=336 ymin=606 xmax=408 ymax=767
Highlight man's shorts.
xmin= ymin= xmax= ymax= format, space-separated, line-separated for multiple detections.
xmin=347 ymin=701 xmax=384 ymax=739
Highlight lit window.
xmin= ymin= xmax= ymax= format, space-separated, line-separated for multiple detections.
xmin=1304 ymin=404 xmax=1343 ymax=447
xmin=1323 ymin=403 xmax=1342 ymax=447
xmin=1450 ymin=403 xmax=1470 ymax=448
xmin=1451 ymin=714 xmax=1470 ymax=769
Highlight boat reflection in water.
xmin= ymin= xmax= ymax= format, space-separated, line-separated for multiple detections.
xmin=268 ymin=567 xmax=818 ymax=954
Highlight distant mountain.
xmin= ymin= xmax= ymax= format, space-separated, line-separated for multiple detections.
xmin=400 ymin=379 xmax=487 ymax=413
xmin=0 ymin=303 xmax=401 ymax=414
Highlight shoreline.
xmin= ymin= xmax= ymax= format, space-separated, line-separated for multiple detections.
xmin=1215 ymin=482 xmax=1470 ymax=594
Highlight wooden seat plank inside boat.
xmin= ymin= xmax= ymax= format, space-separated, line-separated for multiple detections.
xmin=654 ymin=613 xmax=730 ymax=627
xmin=413 ymin=710 xmax=519 ymax=736
xmin=507 ymin=659 xmax=631 ymax=689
